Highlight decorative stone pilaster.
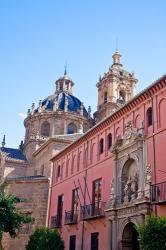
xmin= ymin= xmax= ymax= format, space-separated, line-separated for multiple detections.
xmin=78 ymin=122 xmax=83 ymax=133
xmin=144 ymin=163 xmax=152 ymax=198
xmin=53 ymin=99 xmax=58 ymax=111
xmin=64 ymin=96 xmax=68 ymax=112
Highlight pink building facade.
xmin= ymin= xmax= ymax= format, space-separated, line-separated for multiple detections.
xmin=49 ymin=73 xmax=166 ymax=250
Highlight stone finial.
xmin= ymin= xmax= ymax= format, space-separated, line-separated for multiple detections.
xmin=31 ymin=103 xmax=35 ymax=115
xmin=64 ymin=64 xmax=67 ymax=75
xmin=80 ymin=103 xmax=84 ymax=116
xmin=27 ymin=109 xmax=31 ymax=115
xmin=38 ymin=100 xmax=42 ymax=113
xmin=88 ymin=106 xmax=91 ymax=117
xmin=19 ymin=140 xmax=24 ymax=151
xmin=1 ymin=135 xmax=6 ymax=148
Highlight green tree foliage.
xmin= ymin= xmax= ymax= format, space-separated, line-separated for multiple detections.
xmin=26 ymin=228 xmax=64 ymax=250
xmin=0 ymin=181 xmax=34 ymax=250
xmin=136 ymin=215 xmax=166 ymax=250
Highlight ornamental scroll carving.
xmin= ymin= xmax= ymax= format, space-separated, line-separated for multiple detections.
xmin=123 ymin=121 xmax=143 ymax=144
xmin=145 ymin=163 xmax=152 ymax=184
xmin=109 ymin=178 xmax=115 ymax=206
xmin=111 ymin=121 xmax=145 ymax=153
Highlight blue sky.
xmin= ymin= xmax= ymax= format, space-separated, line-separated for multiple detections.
xmin=0 ymin=0 xmax=166 ymax=148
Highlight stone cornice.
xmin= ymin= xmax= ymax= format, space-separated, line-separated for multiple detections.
xmin=32 ymin=137 xmax=73 ymax=157
xmin=24 ymin=110 xmax=93 ymax=126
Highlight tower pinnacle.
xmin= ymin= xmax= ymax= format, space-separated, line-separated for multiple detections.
xmin=64 ymin=64 xmax=67 ymax=75
xmin=1 ymin=135 xmax=6 ymax=148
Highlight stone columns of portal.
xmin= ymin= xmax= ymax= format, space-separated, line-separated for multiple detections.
xmin=107 ymin=216 xmax=117 ymax=250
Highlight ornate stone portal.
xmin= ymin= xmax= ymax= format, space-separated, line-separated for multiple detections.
xmin=106 ymin=122 xmax=151 ymax=250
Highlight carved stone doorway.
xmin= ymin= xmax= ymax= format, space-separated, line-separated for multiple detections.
xmin=121 ymin=222 xmax=139 ymax=250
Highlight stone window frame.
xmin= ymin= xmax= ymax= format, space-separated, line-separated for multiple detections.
xmin=107 ymin=133 xmax=112 ymax=150
xmin=41 ymin=121 xmax=50 ymax=137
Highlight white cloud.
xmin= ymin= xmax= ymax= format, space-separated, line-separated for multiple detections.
xmin=18 ymin=113 xmax=26 ymax=119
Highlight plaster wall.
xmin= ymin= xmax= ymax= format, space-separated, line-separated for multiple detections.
xmin=50 ymin=81 xmax=166 ymax=249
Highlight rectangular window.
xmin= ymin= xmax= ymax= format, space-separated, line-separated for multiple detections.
xmin=91 ymin=232 xmax=99 ymax=250
xmin=57 ymin=195 xmax=64 ymax=226
xmin=72 ymin=188 xmax=79 ymax=218
xmin=92 ymin=179 xmax=102 ymax=208
xmin=69 ymin=235 xmax=76 ymax=250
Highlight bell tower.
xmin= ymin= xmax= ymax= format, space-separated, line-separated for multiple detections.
xmin=94 ymin=51 xmax=138 ymax=122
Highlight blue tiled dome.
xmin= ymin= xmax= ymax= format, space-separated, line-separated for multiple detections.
xmin=35 ymin=92 xmax=89 ymax=117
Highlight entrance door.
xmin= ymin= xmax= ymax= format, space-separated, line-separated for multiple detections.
xmin=69 ymin=235 xmax=76 ymax=250
xmin=91 ymin=232 xmax=99 ymax=250
xmin=122 ymin=223 xmax=139 ymax=250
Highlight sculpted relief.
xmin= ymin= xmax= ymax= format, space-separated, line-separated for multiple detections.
xmin=122 ymin=159 xmax=139 ymax=202
xmin=109 ymin=120 xmax=148 ymax=208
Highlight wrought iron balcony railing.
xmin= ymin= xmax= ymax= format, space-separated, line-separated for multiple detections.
xmin=150 ymin=181 xmax=166 ymax=204
xmin=64 ymin=210 xmax=78 ymax=225
xmin=50 ymin=215 xmax=62 ymax=228
xmin=80 ymin=201 xmax=106 ymax=220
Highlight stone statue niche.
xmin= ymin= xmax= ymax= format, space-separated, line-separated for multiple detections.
xmin=121 ymin=159 xmax=139 ymax=203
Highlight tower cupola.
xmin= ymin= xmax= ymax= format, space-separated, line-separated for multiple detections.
xmin=112 ymin=51 xmax=122 ymax=68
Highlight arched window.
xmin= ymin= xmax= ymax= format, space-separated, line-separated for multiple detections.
xmin=99 ymin=138 xmax=104 ymax=154
xmin=41 ymin=121 xmax=50 ymax=137
xmin=107 ymin=133 xmax=112 ymax=149
xmin=135 ymin=114 xmax=142 ymax=128
xmin=59 ymin=83 xmax=63 ymax=91
xmin=119 ymin=90 xmax=126 ymax=102
xmin=159 ymin=99 xmax=166 ymax=128
xmin=104 ymin=92 xmax=107 ymax=103
xmin=147 ymin=107 xmax=153 ymax=127
xmin=116 ymin=127 xmax=121 ymax=138
xmin=67 ymin=123 xmax=77 ymax=134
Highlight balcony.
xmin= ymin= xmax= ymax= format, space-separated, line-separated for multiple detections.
xmin=150 ymin=181 xmax=166 ymax=204
xmin=64 ymin=210 xmax=78 ymax=225
xmin=50 ymin=215 xmax=62 ymax=228
xmin=80 ymin=201 xmax=106 ymax=220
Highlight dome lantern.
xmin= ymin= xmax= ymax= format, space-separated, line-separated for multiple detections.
xmin=55 ymin=68 xmax=74 ymax=95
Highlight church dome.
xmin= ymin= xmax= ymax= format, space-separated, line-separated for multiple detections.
xmin=35 ymin=92 xmax=89 ymax=118
xmin=24 ymin=71 xmax=93 ymax=144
